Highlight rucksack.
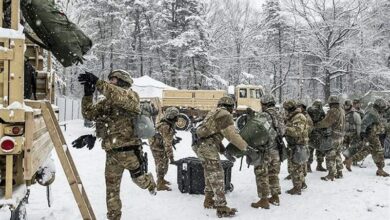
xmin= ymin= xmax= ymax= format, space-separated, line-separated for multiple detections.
xmin=21 ymin=0 xmax=92 ymax=67
xmin=239 ymin=114 xmax=276 ymax=151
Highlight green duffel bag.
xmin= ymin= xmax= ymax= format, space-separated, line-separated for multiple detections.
xmin=21 ymin=0 xmax=92 ymax=67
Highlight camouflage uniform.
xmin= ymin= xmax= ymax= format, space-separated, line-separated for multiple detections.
xmin=284 ymin=100 xmax=309 ymax=194
xmin=343 ymin=102 xmax=362 ymax=151
xmin=315 ymin=96 xmax=345 ymax=180
xmin=82 ymin=77 xmax=155 ymax=220
xmin=194 ymin=98 xmax=247 ymax=216
xmin=253 ymin=105 xmax=285 ymax=207
xmin=347 ymin=99 xmax=389 ymax=176
xmin=149 ymin=112 xmax=177 ymax=190
xmin=307 ymin=101 xmax=326 ymax=171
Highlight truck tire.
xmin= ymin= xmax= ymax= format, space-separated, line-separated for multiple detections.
xmin=175 ymin=113 xmax=190 ymax=131
xmin=235 ymin=114 xmax=248 ymax=130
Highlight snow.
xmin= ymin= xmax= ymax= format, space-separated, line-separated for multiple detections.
xmin=0 ymin=26 xmax=25 ymax=39
xmin=0 ymin=101 xmax=34 ymax=112
xmin=0 ymin=119 xmax=389 ymax=220
xmin=133 ymin=75 xmax=177 ymax=98
xmin=0 ymin=184 xmax=27 ymax=208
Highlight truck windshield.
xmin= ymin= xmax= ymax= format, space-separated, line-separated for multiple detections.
xmin=256 ymin=89 xmax=262 ymax=99
xmin=239 ymin=88 xmax=247 ymax=98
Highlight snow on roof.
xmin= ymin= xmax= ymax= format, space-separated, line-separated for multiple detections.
xmin=132 ymin=75 xmax=177 ymax=98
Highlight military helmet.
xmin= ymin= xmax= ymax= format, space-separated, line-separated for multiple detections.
xmin=373 ymin=98 xmax=387 ymax=111
xmin=108 ymin=69 xmax=133 ymax=85
xmin=353 ymin=98 xmax=361 ymax=104
xmin=328 ymin=95 xmax=340 ymax=104
xmin=312 ymin=99 xmax=322 ymax=108
xmin=283 ymin=99 xmax=297 ymax=110
xmin=344 ymin=99 xmax=353 ymax=107
xmin=261 ymin=94 xmax=276 ymax=105
xmin=165 ymin=107 xmax=179 ymax=119
xmin=296 ymin=100 xmax=307 ymax=109
xmin=218 ymin=96 xmax=235 ymax=106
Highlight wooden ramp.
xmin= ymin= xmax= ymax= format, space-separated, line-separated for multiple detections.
xmin=41 ymin=101 xmax=96 ymax=220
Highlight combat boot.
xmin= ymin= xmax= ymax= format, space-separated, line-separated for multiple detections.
xmin=302 ymin=181 xmax=307 ymax=189
xmin=320 ymin=174 xmax=335 ymax=181
xmin=343 ymin=159 xmax=352 ymax=172
xmin=316 ymin=164 xmax=327 ymax=172
xmin=284 ymin=174 xmax=291 ymax=180
xmin=162 ymin=178 xmax=171 ymax=185
xmin=216 ymin=206 xmax=237 ymax=218
xmin=157 ymin=178 xmax=172 ymax=191
xmin=376 ymin=169 xmax=390 ymax=177
xmin=307 ymin=163 xmax=312 ymax=173
xmin=286 ymin=186 xmax=301 ymax=195
xmin=203 ymin=194 xmax=215 ymax=209
xmin=335 ymin=171 xmax=343 ymax=179
xmin=251 ymin=198 xmax=270 ymax=209
xmin=268 ymin=194 xmax=280 ymax=206
xmin=147 ymin=173 xmax=157 ymax=195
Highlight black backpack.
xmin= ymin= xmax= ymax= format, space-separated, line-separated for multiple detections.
xmin=21 ymin=0 xmax=92 ymax=67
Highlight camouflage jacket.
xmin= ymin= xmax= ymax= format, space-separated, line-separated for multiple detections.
xmin=285 ymin=109 xmax=309 ymax=146
xmin=263 ymin=107 xmax=286 ymax=137
xmin=149 ymin=119 xmax=175 ymax=159
xmin=362 ymin=107 xmax=384 ymax=136
xmin=345 ymin=108 xmax=362 ymax=136
xmin=307 ymin=105 xmax=326 ymax=140
xmin=197 ymin=107 xmax=248 ymax=151
xmin=302 ymin=111 xmax=313 ymax=134
xmin=82 ymin=80 xmax=141 ymax=150
xmin=315 ymin=106 xmax=345 ymax=138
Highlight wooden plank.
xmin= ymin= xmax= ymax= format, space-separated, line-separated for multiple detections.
xmin=5 ymin=155 xmax=13 ymax=199
xmin=0 ymin=0 xmax=3 ymax=27
xmin=9 ymin=39 xmax=24 ymax=104
xmin=0 ymin=49 xmax=14 ymax=60
xmin=23 ymin=111 xmax=34 ymax=179
xmin=41 ymin=101 xmax=96 ymax=220
xmin=11 ymin=0 xmax=20 ymax=30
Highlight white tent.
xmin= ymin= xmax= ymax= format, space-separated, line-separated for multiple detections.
xmin=132 ymin=75 xmax=176 ymax=98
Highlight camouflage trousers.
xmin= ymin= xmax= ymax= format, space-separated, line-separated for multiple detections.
xmin=308 ymin=138 xmax=325 ymax=165
xmin=287 ymin=147 xmax=305 ymax=188
xmin=105 ymin=150 xmax=155 ymax=220
xmin=193 ymin=139 xmax=227 ymax=207
xmin=151 ymin=149 xmax=169 ymax=179
xmin=352 ymin=135 xmax=385 ymax=169
xmin=324 ymin=138 xmax=344 ymax=177
xmin=254 ymin=149 xmax=281 ymax=198
xmin=343 ymin=133 xmax=361 ymax=151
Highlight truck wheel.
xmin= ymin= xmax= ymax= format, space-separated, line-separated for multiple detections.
xmin=236 ymin=114 xmax=248 ymax=130
xmin=175 ymin=113 xmax=190 ymax=131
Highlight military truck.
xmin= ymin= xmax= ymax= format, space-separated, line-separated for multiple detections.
xmin=0 ymin=1 xmax=56 ymax=219
xmin=161 ymin=85 xmax=264 ymax=130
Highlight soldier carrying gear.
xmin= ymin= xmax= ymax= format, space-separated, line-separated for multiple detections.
xmin=283 ymin=100 xmax=309 ymax=195
xmin=296 ymin=101 xmax=313 ymax=175
xmin=314 ymin=95 xmax=346 ymax=181
xmin=250 ymin=94 xmax=285 ymax=209
xmin=193 ymin=96 xmax=253 ymax=218
xmin=343 ymin=99 xmax=362 ymax=153
xmin=307 ymin=99 xmax=327 ymax=172
xmin=149 ymin=107 xmax=180 ymax=191
xmin=78 ymin=70 xmax=157 ymax=220
xmin=353 ymin=98 xmax=365 ymax=119
xmin=344 ymin=98 xmax=390 ymax=177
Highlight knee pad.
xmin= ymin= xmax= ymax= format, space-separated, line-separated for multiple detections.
xmin=130 ymin=167 xmax=144 ymax=179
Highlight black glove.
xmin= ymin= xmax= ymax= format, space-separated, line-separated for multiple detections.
xmin=78 ymin=71 xmax=99 ymax=86
xmin=360 ymin=132 xmax=367 ymax=140
xmin=72 ymin=134 xmax=97 ymax=150
xmin=83 ymin=82 xmax=95 ymax=96
xmin=223 ymin=151 xmax=236 ymax=162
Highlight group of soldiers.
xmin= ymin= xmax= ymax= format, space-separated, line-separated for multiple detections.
xmin=74 ymin=69 xmax=390 ymax=220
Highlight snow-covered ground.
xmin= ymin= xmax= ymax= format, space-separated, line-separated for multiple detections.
xmin=1 ymin=120 xmax=390 ymax=220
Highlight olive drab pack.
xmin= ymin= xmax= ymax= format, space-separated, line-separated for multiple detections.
xmin=345 ymin=111 xmax=360 ymax=133
xmin=21 ymin=0 xmax=92 ymax=67
xmin=238 ymin=114 xmax=276 ymax=151
xmin=134 ymin=115 xmax=156 ymax=139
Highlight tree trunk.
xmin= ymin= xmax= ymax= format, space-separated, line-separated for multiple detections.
xmin=278 ymin=28 xmax=283 ymax=103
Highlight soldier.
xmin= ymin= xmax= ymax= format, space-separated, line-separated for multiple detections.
xmin=353 ymin=98 xmax=365 ymax=120
xmin=307 ymin=100 xmax=327 ymax=172
xmin=251 ymin=94 xmax=285 ymax=209
xmin=344 ymin=98 xmax=390 ymax=177
xmin=194 ymin=96 xmax=254 ymax=218
xmin=283 ymin=100 xmax=309 ymax=195
xmin=149 ymin=107 xmax=179 ymax=191
xmin=78 ymin=70 xmax=156 ymax=220
xmin=314 ymin=95 xmax=345 ymax=181
xmin=297 ymin=101 xmax=313 ymax=174
xmin=343 ymin=99 xmax=362 ymax=151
